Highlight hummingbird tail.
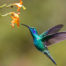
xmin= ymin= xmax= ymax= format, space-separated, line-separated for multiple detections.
xmin=44 ymin=52 xmax=57 ymax=65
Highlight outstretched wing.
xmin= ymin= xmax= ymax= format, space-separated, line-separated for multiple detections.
xmin=40 ymin=24 xmax=64 ymax=37
xmin=42 ymin=32 xmax=66 ymax=46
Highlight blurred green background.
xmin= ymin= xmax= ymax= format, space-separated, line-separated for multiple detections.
xmin=0 ymin=0 xmax=66 ymax=66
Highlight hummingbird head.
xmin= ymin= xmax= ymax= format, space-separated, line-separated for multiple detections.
xmin=21 ymin=24 xmax=38 ymax=38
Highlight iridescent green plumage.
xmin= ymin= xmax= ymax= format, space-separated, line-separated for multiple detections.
xmin=21 ymin=24 xmax=66 ymax=65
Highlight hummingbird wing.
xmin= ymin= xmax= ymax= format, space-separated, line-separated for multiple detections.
xmin=40 ymin=24 xmax=64 ymax=37
xmin=42 ymin=32 xmax=66 ymax=46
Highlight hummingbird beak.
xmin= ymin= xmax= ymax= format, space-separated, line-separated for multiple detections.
xmin=21 ymin=24 xmax=30 ymax=29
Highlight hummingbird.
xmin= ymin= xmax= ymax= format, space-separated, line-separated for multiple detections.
xmin=21 ymin=24 xmax=66 ymax=65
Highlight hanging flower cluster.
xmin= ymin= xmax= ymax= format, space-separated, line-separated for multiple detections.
xmin=0 ymin=0 xmax=26 ymax=28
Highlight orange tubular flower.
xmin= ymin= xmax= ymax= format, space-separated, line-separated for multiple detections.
xmin=1 ymin=12 xmax=20 ymax=28
xmin=7 ymin=0 xmax=26 ymax=11
xmin=10 ymin=12 xmax=20 ymax=28
xmin=16 ymin=0 xmax=23 ymax=11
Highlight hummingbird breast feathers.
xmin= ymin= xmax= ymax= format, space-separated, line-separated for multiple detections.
xmin=33 ymin=38 xmax=45 ymax=51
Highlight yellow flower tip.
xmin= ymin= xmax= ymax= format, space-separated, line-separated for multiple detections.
xmin=22 ymin=6 xmax=26 ymax=10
